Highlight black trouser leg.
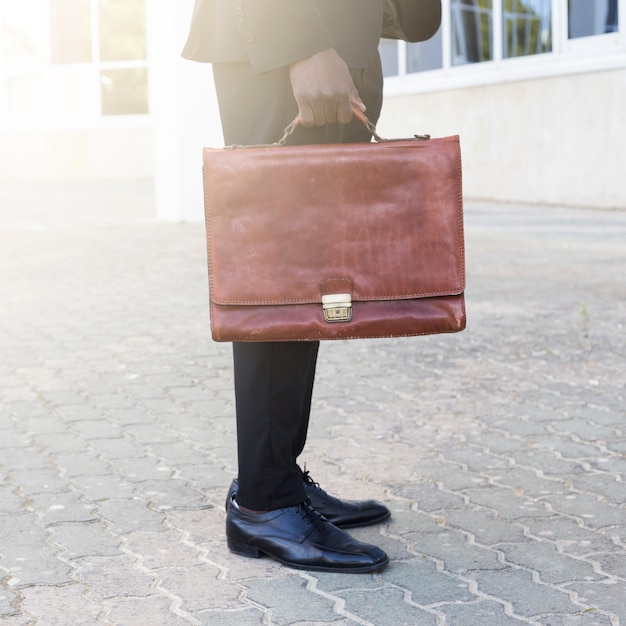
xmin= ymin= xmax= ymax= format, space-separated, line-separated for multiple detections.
xmin=233 ymin=341 xmax=319 ymax=510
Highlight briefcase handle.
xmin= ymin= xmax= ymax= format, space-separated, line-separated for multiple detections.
xmin=278 ymin=106 xmax=430 ymax=146
xmin=278 ymin=106 xmax=382 ymax=145
xmin=224 ymin=107 xmax=429 ymax=150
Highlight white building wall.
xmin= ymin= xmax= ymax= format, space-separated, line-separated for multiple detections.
xmin=379 ymin=67 xmax=626 ymax=209
xmin=0 ymin=125 xmax=153 ymax=181
xmin=0 ymin=0 xmax=223 ymax=222
xmin=2 ymin=2 xmax=625 ymax=217
xmin=146 ymin=0 xmax=223 ymax=221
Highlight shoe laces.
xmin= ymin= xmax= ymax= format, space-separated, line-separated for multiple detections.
xmin=297 ymin=498 xmax=327 ymax=531
xmin=301 ymin=466 xmax=327 ymax=495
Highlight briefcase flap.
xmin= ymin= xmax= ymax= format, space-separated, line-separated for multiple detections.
xmin=203 ymin=135 xmax=464 ymax=307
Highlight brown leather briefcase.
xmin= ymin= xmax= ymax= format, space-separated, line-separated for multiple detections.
xmin=202 ymin=118 xmax=465 ymax=342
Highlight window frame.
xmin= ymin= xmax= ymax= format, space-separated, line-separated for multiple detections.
xmin=384 ymin=0 xmax=626 ymax=96
xmin=0 ymin=0 xmax=149 ymax=130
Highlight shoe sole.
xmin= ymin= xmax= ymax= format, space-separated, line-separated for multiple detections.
xmin=227 ymin=538 xmax=389 ymax=573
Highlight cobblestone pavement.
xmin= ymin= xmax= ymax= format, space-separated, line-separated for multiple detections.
xmin=1 ymin=180 xmax=625 ymax=626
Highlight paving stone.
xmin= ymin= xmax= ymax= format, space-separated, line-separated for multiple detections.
xmin=31 ymin=434 xmax=91 ymax=455
xmin=464 ymin=431 xmax=537 ymax=456
xmin=66 ymin=419 xmax=126 ymax=440
xmin=587 ymin=455 xmax=626 ymax=477
xmin=524 ymin=516 xmax=620 ymax=557
xmin=497 ymin=541 xmax=604 ymax=584
xmin=412 ymin=464 xmax=491 ymax=492
xmin=148 ymin=442 xmax=212 ymax=467
xmin=86 ymin=436 xmax=144 ymax=459
xmin=562 ymin=473 xmax=626 ymax=504
xmin=17 ymin=583 xmax=102 ymax=625
xmin=28 ymin=492 xmax=97 ymax=526
xmin=2 ymin=546 xmax=74 ymax=589
xmin=592 ymin=552 xmax=626 ymax=579
xmin=541 ymin=494 xmax=626 ymax=529
xmin=472 ymin=568 xmax=580 ymax=617
xmin=159 ymin=564 xmax=242 ymax=612
xmin=441 ymin=600 xmax=541 ymax=626
xmin=336 ymin=584 xmax=437 ymax=626
xmin=568 ymin=408 xmax=625 ymax=427
xmin=134 ymin=478 xmax=211 ymax=511
xmin=438 ymin=445 xmax=513 ymax=471
xmin=102 ymin=406 xmax=157 ymax=425
xmin=0 ymin=586 xmax=20 ymax=617
xmin=73 ymin=555 xmax=156 ymax=601
xmin=240 ymin=575 xmax=345 ymax=625
xmin=38 ymin=390 xmax=87 ymax=406
xmin=0 ymin=613 xmax=33 ymax=626
xmin=7 ymin=467 xmax=70 ymax=496
xmin=48 ymin=520 xmax=122 ymax=560
xmin=0 ymin=485 xmax=27 ymax=514
xmin=463 ymin=486 xmax=554 ymax=521
xmin=0 ymin=428 xmax=31 ymax=449
xmin=538 ymin=613 xmax=614 ymax=626
xmin=196 ymin=608 xmax=267 ymax=626
xmin=484 ymin=466 xmax=570 ymax=499
xmin=103 ymin=594 xmax=196 ymax=625
xmin=391 ymin=481 xmax=468 ymax=513
xmin=0 ymin=448 xmax=52 ymax=471
xmin=95 ymin=498 xmax=167 ymax=533
xmin=380 ymin=558 xmax=473 ymax=605
xmin=547 ymin=418 xmax=619 ymax=441
xmin=70 ymin=473 xmax=136 ymax=501
xmin=2 ymin=189 xmax=626 ymax=625
xmin=442 ymin=508 xmax=529 ymax=546
xmin=49 ymin=451 xmax=112 ymax=477
xmin=406 ymin=528 xmax=506 ymax=574
xmin=565 ymin=580 xmax=626 ymax=623
xmin=123 ymin=529 xmax=201 ymax=570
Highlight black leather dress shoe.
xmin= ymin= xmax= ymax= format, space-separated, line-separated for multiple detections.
xmin=226 ymin=498 xmax=389 ymax=573
xmin=225 ymin=471 xmax=391 ymax=529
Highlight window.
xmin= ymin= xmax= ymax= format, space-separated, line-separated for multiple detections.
xmin=568 ymin=0 xmax=618 ymax=38
xmin=0 ymin=0 xmax=148 ymax=124
xmin=504 ymin=0 xmax=552 ymax=58
xmin=382 ymin=0 xmax=624 ymax=87
xmin=452 ymin=0 xmax=493 ymax=65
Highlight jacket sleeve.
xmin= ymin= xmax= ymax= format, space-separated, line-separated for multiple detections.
xmin=231 ymin=0 xmax=335 ymax=74
xmin=390 ymin=0 xmax=441 ymax=43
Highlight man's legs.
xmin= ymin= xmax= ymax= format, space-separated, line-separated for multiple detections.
xmin=233 ymin=341 xmax=319 ymax=511
xmin=212 ymin=55 xmax=384 ymax=512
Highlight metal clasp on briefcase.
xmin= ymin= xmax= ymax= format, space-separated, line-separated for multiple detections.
xmin=322 ymin=294 xmax=352 ymax=323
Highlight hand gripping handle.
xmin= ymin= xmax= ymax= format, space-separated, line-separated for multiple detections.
xmin=278 ymin=105 xmax=383 ymax=145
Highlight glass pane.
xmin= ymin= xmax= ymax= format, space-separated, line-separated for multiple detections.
xmin=100 ymin=68 xmax=148 ymax=115
xmin=407 ymin=30 xmax=444 ymax=73
xmin=50 ymin=0 xmax=92 ymax=63
xmin=99 ymin=0 xmax=146 ymax=61
xmin=503 ymin=0 xmax=552 ymax=59
xmin=379 ymin=39 xmax=399 ymax=77
xmin=451 ymin=0 xmax=493 ymax=66
xmin=569 ymin=0 xmax=618 ymax=38
xmin=0 ymin=0 xmax=46 ymax=69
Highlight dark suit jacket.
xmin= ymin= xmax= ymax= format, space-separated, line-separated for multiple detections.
xmin=182 ymin=0 xmax=440 ymax=74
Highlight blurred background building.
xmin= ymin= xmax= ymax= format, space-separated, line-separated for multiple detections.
xmin=0 ymin=0 xmax=624 ymax=220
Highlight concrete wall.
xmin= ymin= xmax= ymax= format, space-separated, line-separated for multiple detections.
xmin=0 ymin=126 xmax=153 ymax=181
xmin=378 ymin=68 xmax=626 ymax=209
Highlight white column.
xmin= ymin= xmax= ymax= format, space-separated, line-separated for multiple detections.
xmin=146 ymin=0 xmax=223 ymax=221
